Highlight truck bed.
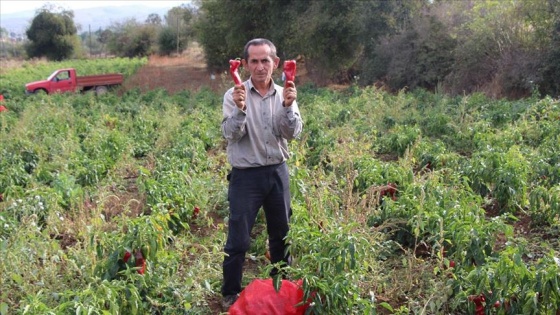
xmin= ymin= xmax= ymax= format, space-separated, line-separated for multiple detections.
xmin=76 ymin=74 xmax=124 ymax=87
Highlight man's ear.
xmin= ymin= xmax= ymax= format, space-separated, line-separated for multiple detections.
xmin=241 ymin=59 xmax=247 ymax=67
xmin=273 ymin=57 xmax=280 ymax=69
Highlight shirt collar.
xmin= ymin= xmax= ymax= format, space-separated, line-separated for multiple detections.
xmin=248 ymin=78 xmax=278 ymax=97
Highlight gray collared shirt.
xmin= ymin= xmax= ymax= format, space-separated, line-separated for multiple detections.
xmin=221 ymin=79 xmax=303 ymax=169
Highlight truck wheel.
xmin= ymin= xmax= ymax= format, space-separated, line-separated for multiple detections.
xmin=95 ymin=86 xmax=108 ymax=95
xmin=34 ymin=89 xmax=48 ymax=95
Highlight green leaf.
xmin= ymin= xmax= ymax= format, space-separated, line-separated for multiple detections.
xmin=11 ymin=273 xmax=22 ymax=285
xmin=379 ymin=302 xmax=394 ymax=311
xmin=1 ymin=302 xmax=9 ymax=315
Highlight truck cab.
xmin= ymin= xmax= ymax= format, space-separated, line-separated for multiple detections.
xmin=26 ymin=68 xmax=78 ymax=94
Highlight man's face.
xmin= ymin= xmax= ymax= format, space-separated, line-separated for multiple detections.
xmin=243 ymin=44 xmax=279 ymax=86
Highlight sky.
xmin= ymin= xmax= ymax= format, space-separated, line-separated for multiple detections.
xmin=0 ymin=0 xmax=189 ymax=14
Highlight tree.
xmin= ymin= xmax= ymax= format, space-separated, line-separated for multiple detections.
xmin=195 ymin=0 xmax=282 ymax=72
xmin=25 ymin=6 xmax=78 ymax=61
xmin=443 ymin=0 xmax=556 ymax=98
xmin=354 ymin=0 xmax=397 ymax=86
xmin=290 ymin=0 xmax=363 ymax=84
xmin=539 ymin=0 xmax=560 ymax=97
xmin=158 ymin=5 xmax=196 ymax=55
xmin=158 ymin=27 xmax=181 ymax=55
xmin=146 ymin=13 xmax=162 ymax=25
xmin=106 ymin=19 xmax=157 ymax=58
xmin=375 ymin=14 xmax=456 ymax=92
xmin=195 ymin=0 xmax=362 ymax=82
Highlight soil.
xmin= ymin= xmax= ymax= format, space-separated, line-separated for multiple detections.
xmin=123 ymin=46 xmax=222 ymax=94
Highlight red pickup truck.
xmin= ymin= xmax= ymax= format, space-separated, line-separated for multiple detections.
xmin=25 ymin=68 xmax=124 ymax=95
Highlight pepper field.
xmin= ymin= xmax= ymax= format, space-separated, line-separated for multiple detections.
xmin=0 ymin=57 xmax=559 ymax=314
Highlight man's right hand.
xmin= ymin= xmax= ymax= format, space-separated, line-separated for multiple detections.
xmin=233 ymin=84 xmax=246 ymax=110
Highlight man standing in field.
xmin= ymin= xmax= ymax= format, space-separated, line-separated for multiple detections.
xmin=220 ymin=38 xmax=303 ymax=310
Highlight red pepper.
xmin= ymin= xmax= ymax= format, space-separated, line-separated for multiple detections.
xmin=229 ymin=59 xmax=242 ymax=85
xmin=123 ymin=251 xmax=132 ymax=263
xmin=283 ymin=60 xmax=297 ymax=87
xmin=0 ymin=95 xmax=6 ymax=112
xmin=380 ymin=183 xmax=398 ymax=201
xmin=468 ymin=294 xmax=486 ymax=315
xmin=135 ymin=250 xmax=146 ymax=275
xmin=192 ymin=206 xmax=200 ymax=220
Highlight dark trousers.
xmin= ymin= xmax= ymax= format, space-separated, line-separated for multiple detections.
xmin=221 ymin=162 xmax=292 ymax=296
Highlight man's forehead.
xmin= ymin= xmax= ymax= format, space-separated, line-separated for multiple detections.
xmin=247 ymin=45 xmax=272 ymax=59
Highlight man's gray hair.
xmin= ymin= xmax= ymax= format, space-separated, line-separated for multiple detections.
xmin=243 ymin=38 xmax=277 ymax=60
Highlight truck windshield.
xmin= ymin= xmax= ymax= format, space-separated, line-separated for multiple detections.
xmin=47 ymin=71 xmax=60 ymax=81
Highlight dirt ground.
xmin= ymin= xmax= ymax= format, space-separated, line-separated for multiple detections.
xmin=123 ymin=44 xmax=219 ymax=94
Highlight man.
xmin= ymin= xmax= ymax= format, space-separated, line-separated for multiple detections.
xmin=220 ymin=38 xmax=303 ymax=310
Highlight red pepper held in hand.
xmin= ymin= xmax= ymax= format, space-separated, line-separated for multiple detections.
xmin=229 ymin=59 xmax=242 ymax=85
xmin=283 ymin=60 xmax=297 ymax=87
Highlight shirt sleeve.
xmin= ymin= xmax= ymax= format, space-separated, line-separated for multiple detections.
xmin=274 ymin=100 xmax=303 ymax=140
xmin=221 ymin=87 xmax=247 ymax=143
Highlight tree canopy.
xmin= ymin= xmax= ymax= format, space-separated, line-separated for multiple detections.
xmin=25 ymin=7 xmax=78 ymax=61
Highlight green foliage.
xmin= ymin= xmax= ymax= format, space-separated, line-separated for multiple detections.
xmin=443 ymin=0 xmax=557 ymax=98
xmin=195 ymin=0 xmax=559 ymax=97
xmin=162 ymin=5 xmax=195 ymax=54
xmin=106 ymin=19 xmax=158 ymax=58
xmin=377 ymin=124 xmax=422 ymax=157
xmin=25 ymin=9 xmax=78 ymax=61
xmin=292 ymin=0 xmax=363 ymax=83
xmin=195 ymin=0 xmax=362 ymax=80
xmin=286 ymin=210 xmax=376 ymax=313
xmin=540 ymin=8 xmax=560 ymax=98
xmin=374 ymin=14 xmax=457 ymax=91
xmin=11 ymin=0 xmax=560 ymax=98
xmin=157 ymin=27 xmax=184 ymax=56
xmin=459 ymin=248 xmax=560 ymax=314
xmin=1 ymin=58 xmax=559 ymax=314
